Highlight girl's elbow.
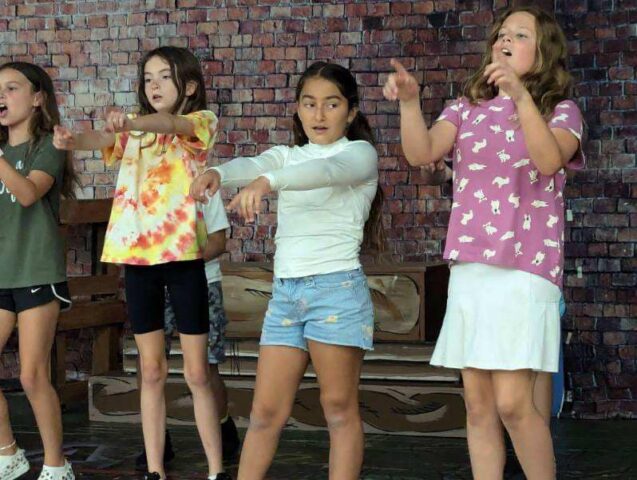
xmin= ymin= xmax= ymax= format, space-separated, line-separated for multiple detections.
xmin=537 ymin=160 xmax=563 ymax=176
xmin=405 ymin=153 xmax=431 ymax=167
xmin=17 ymin=193 xmax=37 ymax=208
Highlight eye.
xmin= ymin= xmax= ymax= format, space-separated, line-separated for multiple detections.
xmin=516 ymin=33 xmax=527 ymax=39
xmin=328 ymin=103 xmax=339 ymax=109
xmin=162 ymin=75 xmax=171 ymax=80
xmin=304 ymin=102 xmax=315 ymax=108
xmin=497 ymin=32 xmax=505 ymax=39
xmin=144 ymin=78 xmax=151 ymax=84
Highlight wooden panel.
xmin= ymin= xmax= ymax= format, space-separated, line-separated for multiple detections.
xmin=123 ymin=354 xmax=458 ymax=382
xmin=67 ymin=274 xmax=120 ymax=298
xmin=90 ymin=373 xmax=466 ymax=437
xmin=122 ymin=337 xmax=458 ymax=383
xmin=124 ymin=337 xmax=435 ymax=363
xmin=58 ymin=300 xmax=126 ymax=331
xmin=60 ymin=198 xmax=113 ymax=225
xmin=219 ymin=266 xmax=437 ymax=342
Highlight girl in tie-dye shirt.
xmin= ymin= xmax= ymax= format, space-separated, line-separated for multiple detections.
xmin=384 ymin=6 xmax=584 ymax=480
xmin=54 ymin=47 xmax=229 ymax=480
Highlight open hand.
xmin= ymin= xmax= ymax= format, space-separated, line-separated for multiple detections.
xmin=104 ymin=109 xmax=133 ymax=133
xmin=226 ymin=176 xmax=272 ymax=223
xmin=53 ymin=125 xmax=76 ymax=150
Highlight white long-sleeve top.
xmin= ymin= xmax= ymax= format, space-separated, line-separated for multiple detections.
xmin=212 ymin=137 xmax=378 ymax=278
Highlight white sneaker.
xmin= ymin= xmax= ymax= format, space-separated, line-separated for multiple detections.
xmin=0 ymin=448 xmax=30 ymax=480
xmin=37 ymin=459 xmax=75 ymax=480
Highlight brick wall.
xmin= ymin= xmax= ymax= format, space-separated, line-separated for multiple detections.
xmin=0 ymin=1 xmax=634 ymax=418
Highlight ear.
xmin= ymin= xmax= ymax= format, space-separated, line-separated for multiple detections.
xmin=347 ymin=106 xmax=358 ymax=125
xmin=32 ymin=91 xmax=43 ymax=108
xmin=185 ymin=80 xmax=197 ymax=97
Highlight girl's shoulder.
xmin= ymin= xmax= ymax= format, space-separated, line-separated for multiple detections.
xmin=551 ymin=99 xmax=582 ymax=113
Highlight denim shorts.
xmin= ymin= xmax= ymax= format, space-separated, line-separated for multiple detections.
xmin=260 ymin=268 xmax=375 ymax=351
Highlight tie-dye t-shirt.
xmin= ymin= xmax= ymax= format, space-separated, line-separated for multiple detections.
xmin=101 ymin=110 xmax=218 ymax=265
xmin=436 ymin=96 xmax=584 ymax=286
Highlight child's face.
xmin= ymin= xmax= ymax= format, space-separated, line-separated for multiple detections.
xmin=143 ymin=55 xmax=180 ymax=113
xmin=297 ymin=77 xmax=357 ymax=145
xmin=0 ymin=68 xmax=41 ymax=131
xmin=492 ymin=11 xmax=538 ymax=77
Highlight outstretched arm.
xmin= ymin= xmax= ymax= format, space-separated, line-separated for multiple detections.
xmin=190 ymin=147 xmax=286 ymax=202
xmin=53 ymin=125 xmax=115 ymax=151
xmin=261 ymin=141 xmax=378 ymax=191
xmin=104 ymin=110 xmax=197 ymax=137
xmin=384 ymin=59 xmax=457 ymax=167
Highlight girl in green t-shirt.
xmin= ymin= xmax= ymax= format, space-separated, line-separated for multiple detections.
xmin=0 ymin=62 xmax=76 ymax=480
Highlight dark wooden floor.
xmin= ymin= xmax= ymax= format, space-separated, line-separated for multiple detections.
xmin=5 ymin=392 xmax=635 ymax=479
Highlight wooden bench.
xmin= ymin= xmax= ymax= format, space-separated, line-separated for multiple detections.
xmin=54 ymin=198 xmax=126 ymax=404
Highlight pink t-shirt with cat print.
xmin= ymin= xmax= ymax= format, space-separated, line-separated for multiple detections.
xmin=436 ymin=95 xmax=584 ymax=287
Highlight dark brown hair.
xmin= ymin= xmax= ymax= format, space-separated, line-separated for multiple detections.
xmin=0 ymin=62 xmax=77 ymax=199
xmin=293 ymin=61 xmax=385 ymax=253
xmin=463 ymin=5 xmax=573 ymax=116
xmin=137 ymin=46 xmax=207 ymax=115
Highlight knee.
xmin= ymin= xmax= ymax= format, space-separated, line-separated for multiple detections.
xmin=320 ymin=393 xmax=359 ymax=429
xmin=20 ymin=368 xmax=49 ymax=396
xmin=184 ymin=364 xmax=210 ymax=390
xmin=248 ymin=401 xmax=288 ymax=432
xmin=496 ymin=397 xmax=529 ymax=428
xmin=140 ymin=360 xmax=167 ymax=387
xmin=464 ymin=392 xmax=497 ymax=427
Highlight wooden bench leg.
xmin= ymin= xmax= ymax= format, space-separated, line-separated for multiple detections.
xmin=92 ymin=327 xmax=110 ymax=375
xmin=51 ymin=333 xmax=67 ymax=391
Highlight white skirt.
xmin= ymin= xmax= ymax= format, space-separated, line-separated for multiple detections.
xmin=430 ymin=262 xmax=561 ymax=373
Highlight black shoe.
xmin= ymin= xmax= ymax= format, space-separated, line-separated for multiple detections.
xmin=143 ymin=473 xmax=162 ymax=480
xmin=221 ymin=417 xmax=241 ymax=461
xmin=136 ymin=430 xmax=175 ymax=470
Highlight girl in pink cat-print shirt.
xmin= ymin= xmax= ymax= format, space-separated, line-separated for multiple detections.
xmin=384 ymin=6 xmax=584 ymax=480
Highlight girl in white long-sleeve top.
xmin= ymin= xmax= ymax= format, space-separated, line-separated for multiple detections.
xmin=191 ymin=61 xmax=383 ymax=480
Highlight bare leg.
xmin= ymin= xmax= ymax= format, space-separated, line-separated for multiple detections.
xmin=493 ymin=370 xmax=556 ymax=480
xmin=533 ymin=372 xmax=553 ymax=426
xmin=461 ymin=368 xmax=505 ymax=479
xmin=0 ymin=309 xmax=17 ymax=456
xmin=307 ymin=341 xmax=365 ymax=480
xmin=180 ymin=332 xmax=222 ymax=475
xmin=135 ymin=330 xmax=168 ymax=478
xmin=18 ymin=301 xmax=65 ymax=466
xmin=237 ymin=346 xmax=308 ymax=480
xmin=209 ymin=364 xmax=228 ymax=419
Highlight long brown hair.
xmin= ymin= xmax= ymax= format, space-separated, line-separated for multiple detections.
xmin=292 ymin=61 xmax=385 ymax=253
xmin=0 ymin=62 xmax=77 ymax=199
xmin=463 ymin=6 xmax=573 ymax=116
xmin=137 ymin=46 xmax=207 ymax=116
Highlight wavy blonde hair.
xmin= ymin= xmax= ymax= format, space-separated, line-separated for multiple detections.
xmin=463 ymin=6 xmax=573 ymax=117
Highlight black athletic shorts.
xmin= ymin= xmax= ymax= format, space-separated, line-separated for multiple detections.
xmin=0 ymin=282 xmax=72 ymax=314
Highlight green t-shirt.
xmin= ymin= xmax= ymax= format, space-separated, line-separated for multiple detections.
xmin=0 ymin=134 xmax=67 ymax=288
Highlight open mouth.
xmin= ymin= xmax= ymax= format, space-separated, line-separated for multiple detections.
xmin=0 ymin=104 xmax=7 ymax=118
xmin=501 ymin=48 xmax=512 ymax=57
xmin=313 ymin=126 xmax=328 ymax=133
xmin=152 ymin=95 xmax=162 ymax=102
